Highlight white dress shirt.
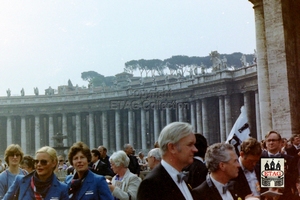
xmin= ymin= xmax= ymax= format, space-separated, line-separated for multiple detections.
xmin=239 ymin=157 xmax=260 ymax=196
xmin=161 ymin=160 xmax=193 ymax=200
xmin=210 ymin=174 xmax=233 ymax=200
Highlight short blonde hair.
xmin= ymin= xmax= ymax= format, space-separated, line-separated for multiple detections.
xmin=36 ymin=146 xmax=58 ymax=170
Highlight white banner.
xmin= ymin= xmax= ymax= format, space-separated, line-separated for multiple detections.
xmin=226 ymin=106 xmax=250 ymax=154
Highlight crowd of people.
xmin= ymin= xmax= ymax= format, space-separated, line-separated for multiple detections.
xmin=0 ymin=121 xmax=300 ymax=199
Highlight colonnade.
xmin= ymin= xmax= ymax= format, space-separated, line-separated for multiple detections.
xmin=0 ymin=90 xmax=260 ymax=155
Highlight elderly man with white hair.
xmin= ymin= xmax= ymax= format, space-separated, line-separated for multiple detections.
xmin=146 ymin=148 xmax=161 ymax=170
xmin=109 ymin=150 xmax=141 ymax=200
xmin=137 ymin=122 xmax=198 ymax=200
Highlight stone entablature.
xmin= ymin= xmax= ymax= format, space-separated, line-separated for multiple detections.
xmin=0 ymin=64 xmax=258 ymax=155
xmin=0 ymin=65 xmax=257 ymax=110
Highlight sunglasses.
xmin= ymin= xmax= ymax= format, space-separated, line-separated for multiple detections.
xmin=8 ymin=154 xmax=21 ymax=157
xmin=59 ymin=160 xmax=64 ymax=162
xmin=34 ymin=159 xmax=49 ymax=166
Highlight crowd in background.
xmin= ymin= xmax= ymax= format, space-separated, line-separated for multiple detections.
xmin=0 ymin=122 xmax=299 ymax=199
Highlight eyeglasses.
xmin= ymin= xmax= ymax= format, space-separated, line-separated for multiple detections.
xmin=34 ymin=159 xmax=48 ymax=166
xmin=59 ymin=160 xmax=64 ymax=162
xmin=266 ymin=139 xmax=280 ymax=142
xmin=8 ymin=154 xmax=21 ymax=157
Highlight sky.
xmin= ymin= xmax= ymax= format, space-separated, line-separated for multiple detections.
xmin=0 ymin=0 xmax=256 ymax=96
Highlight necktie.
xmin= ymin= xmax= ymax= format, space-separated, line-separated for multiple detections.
xmin=270 ymin=153 xmax=280 ymax=158
xmin=222 ymin=181 xmax=234 ymax=194
xmin=92 ymin=164 xmax=96 ymax=170
xmin=177 ymin=171 xmax=189 ymax=183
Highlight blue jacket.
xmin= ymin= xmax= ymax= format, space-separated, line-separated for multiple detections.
xmin=3 ymin=172 xmax=69 ymax=200
xmin=65 ymin=170 xmax=113 ymax=200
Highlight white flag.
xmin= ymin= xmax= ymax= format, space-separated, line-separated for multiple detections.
xmin=226 ymin=106 xmax=250 ymax=154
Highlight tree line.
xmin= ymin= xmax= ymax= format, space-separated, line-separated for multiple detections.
xmin=81 ymin=52 xmax=254 ymax=87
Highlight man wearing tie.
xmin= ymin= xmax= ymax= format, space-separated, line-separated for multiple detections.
xmin=259 ymin=131 xmax=298 ymax=199
xmin=232 ymin=137 xmax=261 ymax=199
xmin=192 ymin=143 xmax=243 ymax=200
xmin=286 ymin=134 xmax=300 ymax=157
xmin=90 ymin=149 xmax=114 ymax=177
xmin=137 ymin=122 xmax=198 ymax=200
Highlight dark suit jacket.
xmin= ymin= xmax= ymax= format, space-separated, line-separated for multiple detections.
xmin=286 ymin=145 xmax=300 ymax=157
xmin=128 ymin=155 xmax=140 ymax=176
xmin=100 ymin=155 xmax=111 ymax=169
xmin=137 ymin=163 xmax=188 ymax=200
xmin=286 ymin=145 xmax=300 ymax=175
xmin=258 ymin=151 xmax=298 ymax=200
xmin=183 ymin=158 xmax=208 ymax=189
xmin=90 ymin=160 xmax=114 ymax=177
xmin=231 ymin=167 xmax=256 ymax=199
xmin=192 ymin=175 xmax=242 ymax=200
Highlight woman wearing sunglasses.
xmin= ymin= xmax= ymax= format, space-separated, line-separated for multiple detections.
xmin=3 ymin=146 xmax=69 ymax=200
xmin=65 ymin=141 xmax=113 ymax=200
xmin=0 ymin=144 xmax=27 ymax=199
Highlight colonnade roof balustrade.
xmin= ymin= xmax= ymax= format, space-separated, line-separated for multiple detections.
xmin=0 ymin=64 xmax=259 ymax=156
xmin=0 ymin=65 xmax=257 ymax=116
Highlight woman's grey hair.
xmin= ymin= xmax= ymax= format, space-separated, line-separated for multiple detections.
xmin=148 ymin=148 xmax=161 ymax=161
xmin=158 ymin=122 xmax=193 ymax=156
xmin=109 ymin=150 xmax=130 ymax=168
xmin=205 ymin=143 xmax=234 ymax=172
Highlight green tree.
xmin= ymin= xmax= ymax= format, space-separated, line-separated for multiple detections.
xmin=81 ymin=71 xmax=103 ymax=82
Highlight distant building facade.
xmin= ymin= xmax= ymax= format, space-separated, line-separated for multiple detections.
xmin=0 ymin=64 xmax=258 ymax=155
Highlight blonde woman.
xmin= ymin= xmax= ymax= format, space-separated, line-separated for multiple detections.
xmin=3 ymin=146 xmax=68 ymax=199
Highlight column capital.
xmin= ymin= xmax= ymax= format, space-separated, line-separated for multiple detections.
xmin=248 ymin=0 xmax=263 ymax=8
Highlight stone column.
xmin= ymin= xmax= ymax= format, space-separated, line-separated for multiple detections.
xmin=102 ymin=111 xmax=109 ymax=148
xmin=75 ymin=113 xmax=81 ymax=142
xmin=249 ymin=0 xmax=272 ymax=134
xmin=115 ymin=110 xmax=121 ymax=150
xmin=35 ymin=115 xmax=41 ymax=152
xmin=225 ymin=95 xmax=232 ymax=137
xmin=255 ymin=90 xmax=262 ymax=141
xmin=49 ymin=115 xmax=54 ymax=147
xmin=62 ymin=113 xmax=67 ymax=147
xmin=202 ymin=99 xmax=209 ymax=140
xmin=196 ymin=100 xmax=203 ymax=133
xmin=178 ymin=103 xmax=183 ymax=122
xmin=7 ymin=116 xmax=12 ymax=145
xmin=128 ymin=109 xmax=134 ymax=145
xmin=89 ymin=112 xmax=95 ymax=148
xmin=160 ymin=110 xmax=166 ymax=129
xmin=166 ymin=107 xmax=172 ymax=125
xmin=243 ymin=91 xmax=251 ymax=129
xmin=141 ymin=108 xmax=147 ymax=149
xmin=190 ymin=101 xmax=196 ymax=131
xmin=219 ymin=96 xmax=226 ymax=142
xmin=21 ymin=115 xmax=27 ymax=153
xmin=153 ymin=108 xmax=160 ymax=143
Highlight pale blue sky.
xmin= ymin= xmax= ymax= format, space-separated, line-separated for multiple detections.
xmin=0 ymin=0 xmax=255 ymax=96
